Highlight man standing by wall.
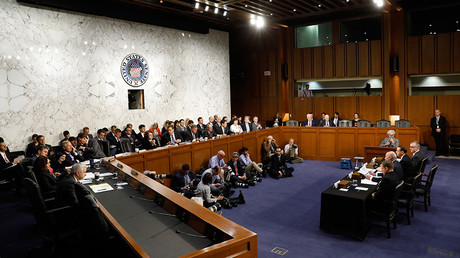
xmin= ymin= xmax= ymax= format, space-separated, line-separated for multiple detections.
xmin=430 ymin=109 xmax=448 ymax=156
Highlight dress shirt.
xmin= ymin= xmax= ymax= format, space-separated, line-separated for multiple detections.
xmin=239 ymin=154 xmax=252 ymax=166
xmin=202 ymin=168 xmax=222 ymax=187
xmin=284 ymin=144 xmax=298 ymax=155
xmin=1 ymin=152 xmax=10 ymax=163
xmin=208 ymin=155 xmax=226 ymax=168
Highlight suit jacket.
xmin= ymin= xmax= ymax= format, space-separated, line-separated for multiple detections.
xmin=331 ymin=117 xmax=341 ymax=127
xmin=302 ymin=118 xmax=319 ymax=127
xmin=83 ymin=138 xmax=106 ymax=159
xmin=251 ymin=123 xmax=262 ymax=131
xmin=182 ymin=130 xmax=201 ymax=142
xmin=319 ymin=120 xmax=333 ymax=127
xmin=399 ymin=154 xmax=414 ymax=180
xmin=261 ymin=141 xmax=278 ymax=162
xmin=393 ymin=160 xmax=404 ymax=180
xmin=270 ymin=154 xmax=288 ymax=171
xmin=171 ymin=169 xmax=196 ymax=192
xmin=373 ymin=171 xmax=399 ymax=201
xmin=108 ymin=137 xmax=122 ymax=154
xmin=411 ymin=151 xmax=424 ymax=174
xmin=26 ymin=142 xmax=39 ymax=157
xmin=55 ymin=174 xmax=91 ymax=209
xmin=122 ymin=134 xmax=141 ymax=148
xmin=431 ymin=116 xmax=447 ymax=136
xmin=53 ymin=151 xmax=84 ymax=172
xmin=142 ymin=137 xmax=158 ymax=150
xmin=213 ymin=123 xmax=224 ymax=135
xmin=106 ymin=132 xmax=115 ymax=142
xmin=222 ymin=126 xmax=231 ymax=135
xmin=197 ymin=123 xmax=206 ymax=132
xmin=201 ymin=130 xmax=217 ymax=139
xmin=241 ymin=122 xmax=252 ymax=132
xmin=227 ymin=160 xmax=245 ymax=177
xmin=161 ymin=131 xmax=183 ymax=146
xmin=379 ymin=137 xmax=400 ymax=148
xmin=0 ymin=151 xmax=14 ymax=170
xmin=33 ymin=168 xmax=58 ymax=192
xmin=137 ymin=132 xmax=146 ymax=141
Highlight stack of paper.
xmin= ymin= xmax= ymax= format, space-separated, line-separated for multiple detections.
xmin=89 ymin=183 xmax=114 ymax=193
xmin=360 ymin=179 xmax=378 ymax=186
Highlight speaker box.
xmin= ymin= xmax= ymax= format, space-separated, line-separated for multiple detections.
xmin=390 ymin=56 xmax=399 ymax=72
xmin=282 ymin=64 xmax=288 ymax=80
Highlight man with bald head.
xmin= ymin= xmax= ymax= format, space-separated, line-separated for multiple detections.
xmin=431 ymin=109 xmax=448 ymax=156
xmin=302 ymin=113 xmax=319 ymax=127
xmin=366 ymin=151 xmax=403 ymax=181
xmin=208 ymin=150 xmax=227 ymax=169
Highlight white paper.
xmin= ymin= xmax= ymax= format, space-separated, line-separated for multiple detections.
xmin=99 ymin=172 xmax=113 ymax=177
xmin=339 ymin=188 xmax=349 ymax=192
xmin=83 ymin=172 xmax=95 ymax=179
xmin=89 ymin=183 xmax=114 ymax=193
xmin=355 ymin=187 xmax=369 ymax=191
xmin=139 ymin=149 xmax=147 ymax=153
xmin=79 ymin=179 xmax=93 ymax=184
xmin=13 ymin=155 xmax=25 ymax=163
xmin=361 ymin=179 xmax=378 ymax=185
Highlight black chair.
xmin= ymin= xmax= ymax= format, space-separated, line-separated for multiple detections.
xmin=376 ymin=120 xmax=391 ymax=128
xmin=120 ymin=138 xmax=133 ymax=153
xmin=98 ymin=140 xmax=110 ymax=157
xmin=416 ymin=156 xmax=429 ymax=175
xmin=415 ymin=164 xmax=438 ymax=212
xmin=80 ymin=195 xmax=110 ymax=240
xmin=338 ymin=119 xmax=352 ymax=127
xmin=285 ymin=120 xmax=299 ymax=127
xmin=398 ymin=173 xmax=422 ymax=225
xmin=395 ymin=119 xmax=410 ymax=128
xmin=370 ymin=180 xmax=404 ymax=238
xmin=23 ymin=178 xmax=72 ymax=254
xmin=357 ymin=120 xmax=371 ymax=127
xmin=266 ymin=120 xmax=275 ymax=127
xmin=448 ymin=135 xmax=460 ymax=156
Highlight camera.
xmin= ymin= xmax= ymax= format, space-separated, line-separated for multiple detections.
xmin=153 ymin=174 xmax=172 ymax=180
xmin=292 ymin=144 xmax=298 ymax=149
xmin=208 ymin=202 xmax=222 ymax=212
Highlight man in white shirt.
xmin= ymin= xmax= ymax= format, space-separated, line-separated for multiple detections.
xmin=284 ymin=138 xmax=303 ymax=163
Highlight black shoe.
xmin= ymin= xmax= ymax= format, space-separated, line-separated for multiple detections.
xmin=256 ymin=177 xmax=262 ymax=182
xmin=237 ymin=191 xmax=245 ymax=204
xmin=248 ymin=181 xmax=256 ymax=186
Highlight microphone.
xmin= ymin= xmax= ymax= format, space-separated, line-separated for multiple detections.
xmin=148 ymin=210 xmax=175 ymax=217
xmin=176 ymin=230 xmax=207 ymax=238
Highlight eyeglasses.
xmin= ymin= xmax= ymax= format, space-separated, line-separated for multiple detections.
xmin=409 ymin=146 xmax=416 ymax=148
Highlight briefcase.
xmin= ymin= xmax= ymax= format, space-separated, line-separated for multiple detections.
xmin=338 ymin=180 xmax=351 ymax=189
xmin=352 ymin=172 xmax=361 ymax=180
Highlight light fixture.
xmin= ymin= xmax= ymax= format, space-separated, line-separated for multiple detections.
xmin=195 ymin=2 xmax=199 ymax=8
xmin=214 ymin=7 xmax=218 ymax=14
xmin=373 ymin=0 xmax=384 ymax=7
xmin=293 ymin=9 xmax=296 ymax=12
xmin=255 ymin=16 xmax=265 ymax=28
xmin=223 ymin=10 xmax=227 ymax=16
xmin=318 ymin=4 xmax=321 ymax=7
xmin=205 ymin=5 xmax=209 ymax=11
xmin=245 ymin=4 xmax=248 ymax=7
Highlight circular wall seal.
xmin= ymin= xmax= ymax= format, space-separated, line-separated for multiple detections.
xmin=120 ymin=53 xmax=149 ymax=87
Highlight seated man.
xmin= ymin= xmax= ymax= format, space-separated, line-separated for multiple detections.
xmin=195 ymin=173 xmax=224 ymax=211
xmin=241 ymin=116 xmax=252 ymax=132
xmin=202 ymin=124 xmax=217 ymax=139
xmin=183 ymin=125 xmax=201 ymax=142
xmin=239 ymin=147 xmax=264 ymax=178
xmin=201 ymin=166 xmax=226 ymax=196
xmin=251 ymin=116 xmax=262 ymax=131
xmin=370 ymin=160 xmax=400 ymax=212
xmin=0 ymin=141 xmax=25 ymax=195
xmin=108 ymin=129 xmax=122 ymax=155
xmin=26 ymin=134 xmax=39 ymax=157
xmin=284 ymin=138 xmax=303 ymax=163
xmin=161 ymin=126 xmax=183 ymax=146
xmin=319 ymin=114 xmax=332 ymax=127
xmin=213 ymin=117 xmax=224 ymax=135
xmin=261 ymin=135 xmax=278 ymax=165
xmin=366 ymin=151 xmax=403 ymax=182
xmin=410 ymin=141 xmax=424 ymax=173
xmin=30 ymin=145 xmax=49 ymax=165
xmin=171 ymin=164 xmax=199 ymax=198
xmin=380 ymin=130 xmax=399 ymax=147
xmin=122 ymin=127 xmax=141 ymax=148
xmin=82 ymin=127 xmax=93 ymax=139
xmin=269 ymin=147 xmax=294 ymax=179
xmin=221 ymin=121 xmax=231 ymax=136
xmin=77 ymin=133 xmax=106 ymax=160
xmin=36 ymin=135 xmax=55 ymax=157
xmin=60 ymin=131 xmax=71 ymax=145
xmin=302 ymin=113 xmax=319 ymax=127
xmin=55 ymin=163 xmax=91 ymax=210
xmin=396 ymin=146 xmax=415 ymax=180
xmin=226 ymin=152 xmax=252 ymax=187
xmin=137 ymin=124 xmax=147 ymax=141
xmin=208 ymin=150 xmax=227 ymax=169
xmin=53 ymin=140 xmax=84 ymax=172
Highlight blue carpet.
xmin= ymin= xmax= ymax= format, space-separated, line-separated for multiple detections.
xmin=223 ymin=159 xmax=460 ymax=258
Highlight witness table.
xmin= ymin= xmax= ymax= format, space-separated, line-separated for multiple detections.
xmin=320 ymin=177 xmax=378 ymax=240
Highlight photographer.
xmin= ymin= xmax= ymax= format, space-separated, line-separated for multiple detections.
xmin=196 ymin=173 xmax=224 ymax=212
xmin=284 ymin=138 xmax=303 ymax=164
xmin=270 ymin=147 xmax=294 ymax=179
xmin=171 ymin=164 xmax=199 ymax=198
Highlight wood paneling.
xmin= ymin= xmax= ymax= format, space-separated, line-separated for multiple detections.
xmin=407 ymin=95 xmax=434 ymax=125
xmin=299 ymin=131 xmax=317 ymax=157
xmin=346 ymin=43 xmax=357 ymax=77
xmin=421 ymin=35 xmax=435 ymax=74
xmin=370 ymin=40 xmax=382 ymax=76
xmin=293 ymin=97 xmax=313 ymax=121
xmin=314 ymin=97 xmax=334 ymax=119
xmin=313 ymin=47 xmax=323 ymax=78
xmin=336 ymin=128 xmax=355 ymax=158
xmin=407 ymin=36 xmax=420 ymax=74
xmin=356 ymin=128 xmax=377 ymax=157
xmin=293 ymin=48 xmax=302 ymax=80
xmin=437 ymin=95 xmax=460 ymax=127
xmin=317 ymin=129 xmax=336 ymax=158
xmin=436 ymin=33 xmax=451 ymax=74
xmin=303 ymin=48 xmax=313 ymax=79
xmin=335 ymin=44 xmax=345 ymax=77
xmin=323 ymin=45 xmax=334 ymax=78
xmin=358 ymin=42 xmax=369 ymax=77
xmin=453 ymin=32 xmax=460 ymax=73
xmin=358 ymin=96 xmax=382 ymax=123
xmin=335 ymin=97 xmax=357 ymax=120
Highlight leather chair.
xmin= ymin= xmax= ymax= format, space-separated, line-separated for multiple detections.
xmin=338 ymin=119 xmax=352 ymax=127
xmin=98 ymin=140 xmax=111 ymax=157
xmin=448 ymin=135 xmax=460 ymax=156
xmin=370 ymin=180 xmax=404 ymax=238
xmin=80 ymin=195 xmax=110 ymax=240
xmin=285 ymin=120 xmax=300 ymax=127
xmin=395 ymin=119 xmax=410 ymax=128
xmin=417 ymin=156 xmax=429 ymax=175
xmin=357 ymin=120 xmax=371 ymax=127
xmin=398 ymin=173 xmax=422 ymax=225
xmin=120 ymin=138 xmax=133 ymax=153
xmin=415 ymin=164 xmax=438 ymax=212
xmin=376 ymin=120 xmax=391 ymax=128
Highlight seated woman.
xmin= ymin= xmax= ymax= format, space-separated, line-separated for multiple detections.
xmin=380 ymin=130 xmax=399 ymax=147
xmin=142 ymin=131 xmax=159 ymax=150
xmin=150 ymin=122 xmax=161 ymax=136
xmin=230 ymin=119 xmax=243 ymax=134
xmin=352 ymin=113 xmax=360 ymax=127
xmin=33 ymin=156 xmax=58 ymax=192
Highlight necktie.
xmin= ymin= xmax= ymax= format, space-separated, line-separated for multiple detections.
xmin=308 ymin=121 xmax=311 ymax=126
xmin=171 ymin=134 xmax=175 ymax=143
xmin=326 ymin=121 xmax=329 ymax=127
xmin=234 ymin=162 xmax=238 ymax=173
xmin=69 ymin=153 xmax=74 ymax=161
xmin=436 ymin=117 xmax=439 ymax=125
xmin=192 ymin=133 xmax=196 ymax=140
xmin=2 ymin=153 xmax=10 ymax=163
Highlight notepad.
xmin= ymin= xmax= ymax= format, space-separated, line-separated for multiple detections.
xmin=360 ymin=179 xmax=378 ymax=185
xmin=89 ymin=183 xmax=114 ymax=193
xmin=355 ymin=187 xmax=369 ymax=191
xmin=339 ymin=188 xmax=349 ymax=192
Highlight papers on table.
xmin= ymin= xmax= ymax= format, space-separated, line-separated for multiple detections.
xmin=355 ymin=187 xmax=369 ymax=191
xmin=339 ymin=188 xmax=349 ymax=192
xmin=360 ymin=179 xmax=378 ymax=186
xmin=99 ymin=172 xmax=113 ymax=177
xmin=79 ymin=179 xmax=93 ymax=184
xmin=84 ymin=172 xmax=95 ymax=179
xmin=89 ymin=183 xmax=114 ymax=193
xmin=14 ymin=155 xmax=25 ymax=163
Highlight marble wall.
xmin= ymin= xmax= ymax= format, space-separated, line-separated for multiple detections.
xmin=0 ymin=0 xmax=230 ymax=150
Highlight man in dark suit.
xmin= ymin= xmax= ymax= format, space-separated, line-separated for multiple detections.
xmin=122 ymin=127 xmax=141 ymax=148
xmin=53 ymin=140 xmax=84 ymax=172
xmin=137 ymin=124 xmax=147 ymax=141
xmin=0 ymin=142 xmax=24 ymax=195
xmin=161 ymin=126 xmax=183 ymax=146
xmin=108 ymin=129 xmax=122 ymax=155
xmin=226 ymin=152 xmax=255 ymax=186
xmin=366 ymin=151 xmax=403 ymax=182
xmin=302 ymin=113 xmax=319 ymax=127
xmin=396 ymin=146 xmax=415 ymax=180
xmin=55 ymin=163 xmax=91 ymax=209
xmin=106 ymin=125 xmax=117 ymax=142
xmin=410 ymin=141 xmax=424 ymax=174
xmin=371 ymin=160 xmax=400 ymax=212
xmin=196 ymin=117 xmax=206 ymax=133
xmin=213 ymin=118 xmax=225 ymax=135
xmin=82 ymin=127 xmax=93 ymax=139
xmin=269 ymin=147 xmax=294 ymax=179
xmin=241 ymin=116 xmax=252 ymax=132
xmin=77 ymin=133 xmax=106 ymax=160
xmin=25 ymin=134 xmax=39 ymax=157
xmin=431 ymin=109 xmax=448 ymax=156
xmin=331 ymin=112 xmax=342 ymax=127
xmin=36 ymin=135 xmax=54 ymax=157
xmin=202 ymin=124 xmax=217 ymax=139
xmin=319 ymin=114 xmax=333 ymax=127
xmin=183 ymin=125 xmax=201 ymax=142
xmin=171 ymin=164 xmax=199 ymax=198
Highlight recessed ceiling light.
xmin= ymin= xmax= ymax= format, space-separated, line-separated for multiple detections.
xmin=205 ymin=5 xmax=209 ymax=11
xmin=270 ymin=13 xmax=273 ymax=16
xmin=245 ymin=4 xmax=248 ymax=7
xmin=195 ymin=2 xmax=199 ymax=8
xmin=223 ymin=11 xmax=227 ymax=16
xmin=293 ymin=9 xmax=296 ymax=12
xmin=318 ymin=4 xmax=321 ymax=7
